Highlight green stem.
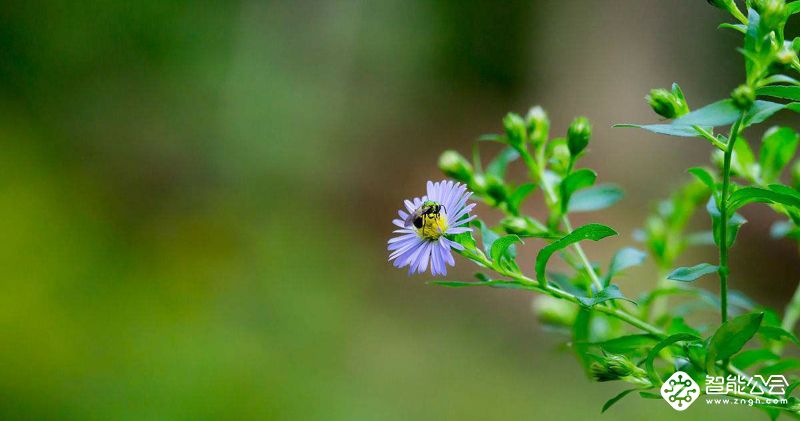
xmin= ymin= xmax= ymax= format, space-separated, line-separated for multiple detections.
xmin=522 ymin=149 xmax=605 ymax=293
xmin=561 ymin=217 xmax=605 ymax=291
xmin=484 ymin=258 xmax=665 ymax=337
xmin=718 ymin=116 xmax=743 ymax=323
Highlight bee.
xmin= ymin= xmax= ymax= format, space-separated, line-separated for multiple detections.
xmin=405 ymin=200 xmax=446 ymax=229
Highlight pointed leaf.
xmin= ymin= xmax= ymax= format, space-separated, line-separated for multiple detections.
xmin=614 ymin=123 xmax=705 ymax=137
xmin=575 ymin=285 xmax=636 ymax=308
xmin=603 ymin=247 xmax=646 ymax=285
xmin=728 ymin=186 xmax=800 ymax=213
xmin=688 ymin=167 xmax=716 ymax=191
xmin=602 ymin=388 xmax=638 ymax=413
xmin=759 ymin=325 xmax=800 ymax=344
xmin=666 ymin=263 xmax=719 ymax=282
xmin=760 ymin=127 xmax=799 ymax=182
xmin=560 ymin=169 xmax=597 ymax=212
xmin=732 ymin=349 xmax=779 ymax=369
xmin=568 ymin=184 xmax=624 ymax=213
xmin=535 ymin=224 xmax=617 ymax=286
xmin=706 ymin=312 xmax=764 ymax=372
xmin=490 ymin=235 xmax=522 ymax=263
xmin=507 ymin=183 xmax=537 ymax=214
xmin=645 ymin=333 xmax=702 ymax=384
xmin=707 ymin=197 xmax=748 ymax=248
xmin=486 ymin=146 xmax=519 ymax=178
xmin=757 ymin=85 xmax=800 ymax=101
xmin=673 ymin=99 xmax=740 ymax=127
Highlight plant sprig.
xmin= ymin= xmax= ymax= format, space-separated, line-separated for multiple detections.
xmin=423 ymin=0 xmax=800 ymax=416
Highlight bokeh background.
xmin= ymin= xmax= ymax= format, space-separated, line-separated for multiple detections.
xmin=1 ymin=0 xmax=799 ymax=419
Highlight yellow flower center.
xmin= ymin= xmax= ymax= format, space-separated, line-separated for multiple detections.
xmin=417 ymin=213 xmax=448 ymax=240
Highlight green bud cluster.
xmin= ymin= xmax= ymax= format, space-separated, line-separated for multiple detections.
xmin=754 ymin=0 xmax=787 ymax=30
xmin=731 ymin=84 xmax=755 ymax=110
xmin=567 ymin=116 xmax=591 ymax=157
xmin=525 ymin=106 xmax=550 ymax=146
xmin=438 ymin=150 xmax=473 ymax=184
xmin=503 ymin=112 xmax=527 ymax=150
xmin=590 ymin=354 xmax=649 ymax=385
xmin=646 ymin=87 xmax=689 ymax=119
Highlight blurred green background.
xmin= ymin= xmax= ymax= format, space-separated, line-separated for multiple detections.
xmin=1 ymin=1 xmax=799 ymax=419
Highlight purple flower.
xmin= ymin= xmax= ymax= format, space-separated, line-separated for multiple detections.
xmin=388 ymin=180 xmax=476 ymax=276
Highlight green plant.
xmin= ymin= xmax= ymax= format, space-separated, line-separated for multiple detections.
xmin=393 ymin=1 xmax=800 ymax=417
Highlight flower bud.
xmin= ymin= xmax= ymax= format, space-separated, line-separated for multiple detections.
xmin=707 ymin=0 xmax=747 ymax=21
xmin=647 ymin=89 xmax=681 ymax=119
xmin=525 ymin=106 xmax=550 ymax=145
xmin=591 ymin=354 xmax=649 ymax=385
xmin=469 ymin=173 xmax=488 ymax=195
xmin=503 ymin=112 xmax=527 ymax=149
xmin=755 ymin=0 xmax=787 ymax=30
xmin=792 ymin=160 xmax=800 ymax=189
xmin=547 ymin=138 xmax=571 ymax=175
xmin=438 ymin=150 xmax=473 ymax=183
xmin=778 ymin=45 xmax=797 ymax=65
xmin=485 ymin=174 xmax=507 ymax=204
xmin=567 ymin=116 xmax=591 ymax=157
xmin=731 ymin=84 xmax=755 ymax=110
xmin=532 ymin=295 xmax=577 ymax=327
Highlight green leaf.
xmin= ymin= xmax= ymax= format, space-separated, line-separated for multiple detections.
xmin=486 ymin=146 xmax=519 ymax=178
xmin=615 ymin=100 xmax=789 ymax=139
xmin=603 ymin=247 xmax=646 ymax=285
xmin=759 ymin=325 xmax=800 ymax=344
xmin=667 ymin=317 xmax=701 ymax=336
xmin=706 ymin=312 xmax=764 ymax=372
xmin=760 ymin=127 xmax=799 ymax=182
xmin=477 ymin=133 xmax=506 ymax=143
xmin=535 ymin=223 xmax=617 ymax=286
xmin=595 ymin=334 xmax=659 ymax=354
xmin=476 ymin=220 xmax=500 ymax=256
xmin=672 ymin=82 xmax=687 ymax=107
xmin=744 ymin=101 xmax=790 ymax=127
xmin=719 ymin=22 xmax=746 ymax=33
xmin=761 ymin=74 xmax=800 ymax=86
xmin=673 ymin=99 xmax=740 ymax=127
xmin=688 ymin=167 xmax=716 ymax=191
xmin=507 ymin=183 xmax=536 ymax=214
xmin=575 ymin=285 xmax=636 ymax=308
xmin=568 ymin=184 xmax=624 ymax=213
xmin=614 ymin=123 xmax=706 ymax=137
xmin=666 ymin=263 xmax=718 ymax=282
xmin=790 ymin=1 xmax=800 ymax=15
xmin=573 ymin=309 xmax=592 ymax=373
xmin=732 ymin=348 xmax=779 ymax=369
xmin=757 ymin=86 xmax=800 ymax=101
xmin=707 ymin=197 xmax=748 ymax=248
xmin=560 ymin=169 xmax=597 ymax=212
xmin=638 ymin=391 xmax=661 ymax=400
xmin=645 ymin=333 xmax=702 ymax=384
xmin=428 ymin=279 xmax=537 ymax=292
xmin=760 ymin=359 xmax=800 ymax=377
xmin=490 ymin=235 xmax=522 ymax=264
xmin=601 ymin=388 xmax=638 ymax=413
xmin=728 ymin=186 xmax=800 ymax=213
xmin=730 ymin=136 xmax=757 ymax=178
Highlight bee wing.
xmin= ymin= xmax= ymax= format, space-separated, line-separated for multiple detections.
xmin=403 ymin=212 xmax=416 ymax=228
